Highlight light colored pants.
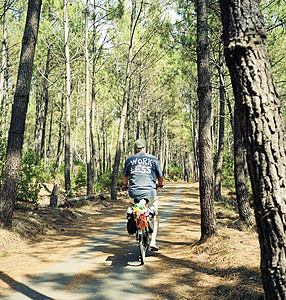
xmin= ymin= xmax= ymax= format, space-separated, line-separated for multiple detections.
xmin=130 ymin=196 xmax=158 ymax=215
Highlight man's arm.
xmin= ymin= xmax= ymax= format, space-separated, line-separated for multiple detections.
xmin=157 ymin=176 xmax=163 ymax=188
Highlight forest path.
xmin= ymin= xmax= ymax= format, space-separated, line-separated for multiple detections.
xmin=2 ymin=182 xmax=187 ymax=300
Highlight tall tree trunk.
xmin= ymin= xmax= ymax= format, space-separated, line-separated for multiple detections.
xmin=97 ymin=102 xmax=102 ymax=176
xmin=197 ymin=0 xmax=217 ymax=240
xmin=111 ymin=0 xmax=142 ymax=200
xmin=0 ymin=0 xmax=8 ymax=110
xmin=159 ymin=115 xmax=163 ymax=167
xmin=163 ymin=117 xmax=169 ymax=177
xmin=64 ymin=0 xmax=71 ymax=193
xmin=47 ymin=99 xmax=54 ymax=160
xmin=152 ymin=112 xmax=158 ymax=156
xmin=219 ymin=0 xmax=286 ymax=298
xmin=189 ymin=83 xmax=199 ymax=181
xmin=72 ymin=82 xmax=79 ymax=173
xmin=233 ymin=105 xmax=254 ymax=226
xmin=91 ymin=1 xmax=98 ymax=184
xmin=102 ymin=116 xmax=106 ymax=174
xmin=55 ymin=92 xmax=64 ymax=169
xmin=136 ymin=63 xmax=142 ymax=140
xmin=40 ymin=47 xmax=51 ymax=159
xmin=108 ymin=123 xmax=115 ymax=170
xmin=0 ymin=0 xmax=42 ymax=228
xmin=84 ymin=0 xmax=93 ymax=195
xmin=214 ymin=59 xmax=225 ymax=202
xmin=34 ymin=86 xmax=41 ymax=155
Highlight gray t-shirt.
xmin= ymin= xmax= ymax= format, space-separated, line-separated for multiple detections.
xmin=123 ymin=152 xmax=163 ymax=199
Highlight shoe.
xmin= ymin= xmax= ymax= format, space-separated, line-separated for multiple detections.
xmin=150 ymin=244 xmax=159 ymax=251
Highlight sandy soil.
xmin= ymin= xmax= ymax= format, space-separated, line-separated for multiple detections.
xmin=0 ymin=182 xmax=264 ymax=299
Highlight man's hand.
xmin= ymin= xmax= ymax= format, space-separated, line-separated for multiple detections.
xmin=156 ymin=184 xmax=163 ymax=190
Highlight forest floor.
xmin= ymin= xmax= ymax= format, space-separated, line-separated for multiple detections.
xmin=0 ymin=181 xmax=264 ymax=299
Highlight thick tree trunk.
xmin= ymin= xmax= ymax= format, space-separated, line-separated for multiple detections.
xmin=0 ymin=0 xmax=42 ymax=228
xmin=219 ymin=0 xmax=286 ymax=298
xmin=197 ymin=0 xmax=217 ymax=240
xmin=84 ymin=0 xmax=93 ymax=195
xmin=64 ymin=0 xmax=71 ymax=193
xmin=233 ymin=105 xmax=254 ymax=226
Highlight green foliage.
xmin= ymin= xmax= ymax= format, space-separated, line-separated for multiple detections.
xmin=107 ymin=0 xmax=125 ymax=20
xmin=168 ymin=164 xmax=183 ymax=181
xmin=17 ymin=149 xmax=47 ymax=207
xmin=214 ymin=153 xmax=235 ymax=190
xmin=95 ymin=170 xmax=113 ymax=194
xmin=74 ymin=162 xmax=86 ymax=190
xmin=95 ymin=163 xmax=123 ymax=194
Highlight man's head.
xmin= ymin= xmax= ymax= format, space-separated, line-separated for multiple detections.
xmin=134 ymin=138 xmax=147 ymax=153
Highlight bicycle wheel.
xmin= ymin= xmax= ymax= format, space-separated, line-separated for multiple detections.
xmin=139 ymin=230 xmax=149 ymax=265
xmin=139 ymin=234 xmax=146 ymax=265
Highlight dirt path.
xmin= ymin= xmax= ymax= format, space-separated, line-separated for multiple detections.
xmin=0 ymin=182 xmax=264 ymax=299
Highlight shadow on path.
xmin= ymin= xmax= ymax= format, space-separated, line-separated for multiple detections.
xmin=1 ymin=183 xmax=185 ymax=299
xmin=0 ymin=271 xmax=54 ymax=300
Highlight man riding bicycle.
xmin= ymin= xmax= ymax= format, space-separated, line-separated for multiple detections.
xmin=123 ymin=138 xmax=163 ymax=251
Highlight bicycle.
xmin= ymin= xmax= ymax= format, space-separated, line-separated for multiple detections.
xmin=125 ymin=185 xmax=163 ymax=264
xmin=127 ymin=199 xmax=154 ymax=265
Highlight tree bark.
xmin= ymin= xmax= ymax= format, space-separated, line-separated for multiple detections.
xmin=34 ymin=86 xmax=41 ymax=155
xmin=214 ymin=60 xmax=225 ymax=202
xmin=91 ymin=3 xmax=98 ymax=184
xmin=219 ymin=0 xmax=286 ymax=298
xmin=0 ymin=0 xmax=42 ymax=228
xmin=189 ymin=85 xmax=199 ymax=181
xmin=84 ymin=0 xmax=93 ymax=195
xmin=197 ymin=0 xmax=217 ymax=240
xmin=152 ymin=112 xmax=158 ymax=156
xmin=64 ymin=0 xmax=71 ymax=193
xmin=233 ymin=105 xmax=254 ymax=226
xmin=55 ymin=93 xmax=64 ymax=169
xmin=47 ymin=99 xmax=53 ymax=159
xmin=39 ymin=47 xmax=51 ymax=160
xmin=0 ymin=0 xmax=8 ymax=110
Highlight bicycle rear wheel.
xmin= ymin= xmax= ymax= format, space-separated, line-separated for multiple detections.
xmin=139 ymin=239 xmax=145 ymax=264
xmin=139 ymin=230 xmax=149 ymax=265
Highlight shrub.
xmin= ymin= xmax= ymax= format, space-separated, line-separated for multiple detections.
xmin=74 ymin=162 xmax=86 ymax=189
xmin=95 ymin=169 xmax=113 ymax=193
xmin=214 ymin=152 xmax=235 ymax=190
xmin=17 ymin=149 xmax=47 ymax=207
xmin=168 ymin=164 xmax=183 ymax=181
